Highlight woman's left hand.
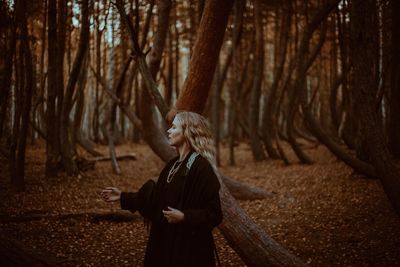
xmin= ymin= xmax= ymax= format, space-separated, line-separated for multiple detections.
xmin=163 ymin=206 xmax=185 ymax=224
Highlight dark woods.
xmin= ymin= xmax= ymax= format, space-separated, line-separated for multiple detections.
xmin=1 ymin=0 xmax=400 ymax=214
xmin=0 ymin=0 xmax=400 ymax=265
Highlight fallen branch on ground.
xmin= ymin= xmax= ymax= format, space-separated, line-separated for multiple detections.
xmin=86 ymin=153 xmax=137 ymax=162
xmin=0 ymin=209 xmax=139 ymax=223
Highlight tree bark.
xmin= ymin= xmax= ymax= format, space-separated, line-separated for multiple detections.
xmin=116 ymin=0 xmax=170 ymax=119
xmin=350 ymin=0 xmax=400 ymax=215
xmin=115 ymin=0 xmax=176 ymax=162
xmin=9 ymin=0 xmax=34 ymax=191
xmin=167 ymin=0 xmax=235 ymax=120
xmin=164 ymin=0 xmax=305 ymax=265
xmin=45 ymin=0 xmax=59 ymax=177
xmin=262 ymin=4 xmax=291 ymax=160
xmin=248 ymin=0 xmax=267 ymax=161
xmin=0 ymin=4 xmax=15 ymax=142
xmin=219 ymin=182 xmax=306 ymax=266
xmin=287 ymin=0 xmax=340 ymax=165
xmin=388 ymin=0 xmax=400 ymax=158
xmin=138 ymin=0 xmax=176 ymax=162
xmin=60 ymin=0 xmax=89 ymax=175
xmin=210 ymin=62 xmax=221 ymax=165
xmin=336 ymin=4 xmax=357 ymax=150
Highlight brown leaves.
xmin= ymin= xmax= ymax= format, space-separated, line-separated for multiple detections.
xmin=1 ymin=142 xmax=400 ymax=266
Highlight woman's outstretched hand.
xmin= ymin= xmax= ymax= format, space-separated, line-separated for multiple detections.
xmin=163 ymin=206 xmax=185 ymax=224
xmin=101 ymin=187 xmax=121 ymax=202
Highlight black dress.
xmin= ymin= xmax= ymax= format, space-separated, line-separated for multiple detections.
xmin=120 ymin=151 xmax=223 ymax=267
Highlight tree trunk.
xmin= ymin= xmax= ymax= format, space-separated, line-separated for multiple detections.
xmin=14 ymin=0 xmax=34 ymax=191
xmin=248 ymin=0 xmax=267 ymax=161
xmin=137 ymin=0 xmax=177 ymax=162
xmin=211 ymin=62 xmax=221 ymax=165
xmin=117 ymin=1 xmax=302 ymax=263
xmin=350 ymin=0 xmax=400 ymax=215
xmin=56 ymin=0 xmax=67 ymax=149
xmin=262 ymin=4 xmax=291 ymax=160
xmin=287 ymin=0 xmax=340 ymax=165
xmin=336 ymin=4 xmax=357 ymax=150
xmin=219 ymin=182 xmax=305 ymax=266
xmin=45 ymin=0 xmax=59 ymax=177
xmin=0 ymin=4 xmax=15 ymax=142
xmin=168 ymin=0 xmax=235 ymax=119
xmin=93 ymin=14 xmax=104 ymax=143
xmin=60 ymin=0 xmax=89 ymax=175
xmin=166 ymin=0 xmax=305 ymax=265
xmin=388 ymin=0 xmax=400 ymax=158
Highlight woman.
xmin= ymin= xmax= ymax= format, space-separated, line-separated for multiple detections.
xmin=101 ymin=111 xmax=223 ymax=267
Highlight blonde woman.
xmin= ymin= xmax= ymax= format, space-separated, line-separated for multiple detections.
xmin=101 ymin=111 xmax=223 ymax=267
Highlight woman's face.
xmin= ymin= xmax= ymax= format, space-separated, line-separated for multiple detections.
xmin=167 ymin=117 xmax=186 ymax=147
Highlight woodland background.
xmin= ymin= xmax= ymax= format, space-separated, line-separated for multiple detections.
xmin=1 ymin=0 xmax=400 ymax=266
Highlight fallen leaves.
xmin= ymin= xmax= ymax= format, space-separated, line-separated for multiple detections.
xmin=1 ymin=142 xmax=400 ymax=266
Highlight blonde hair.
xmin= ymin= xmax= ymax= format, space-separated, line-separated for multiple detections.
xmin=174 ymin=111 xmax=219 ymax=176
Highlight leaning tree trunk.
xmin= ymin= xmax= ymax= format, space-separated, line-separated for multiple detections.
xmin=219 ymin=182 xmax=305 ymax=266
xmin=60 ymin=0 xmax=89 ymax=175
xmin=350 ymin=0 xmax=400 ymax=215
xmin=166 ymin=0 xmax=235 ymax=119
xmin=297 ymin=2 xmax=377 ymax=177
xmin=138 ymin=0 xmax=177 ymax=162
xmin=115 ymin=0 xmax=176 ymax=162
xmin=299 ymin=23 xmax=376 ymax=176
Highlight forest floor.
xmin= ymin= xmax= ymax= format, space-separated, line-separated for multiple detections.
xmin=1 ymin=140 xmax=400 ymax=267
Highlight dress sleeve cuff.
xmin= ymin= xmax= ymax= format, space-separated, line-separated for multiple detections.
xmin=120 ymin=192 xmax=139 ymax=211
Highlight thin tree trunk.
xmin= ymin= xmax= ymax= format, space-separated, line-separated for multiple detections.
xmin=138 ymin=0 xmax=176 ymax=162
xmin=329 ymin=17 xmax=340 ymax=134
xmin=336 ymin=4 xmax=357 ymax=150
xmin=116 ymin=0 xmax=176 ymax=161
xmin=45 ymin=0 xmax=59 ymax=177
xmin=211 ymin=62 xmax=221 ymax=166
xmin=116 ymin=0 xmax=170 ymax=119
xmin=56 ymin=0 xmax=67 ymax=150
xmin=388 ymin=0 xmax=400 ymax=157
xmin=14 ymin=0 xmax=34 ymax=191
xmin=287 ymin=0 xmax=340 ymax=164
xmin=60 ymin=0 xmax=89 ymax=175
xmin=248 ymin=0 xmax=267 ymax=161
xmin=262 ymin=4 xmax=291 ymax=160
xmin=0 ymin=6 xmax=15 ymax=142
xmin=107 ymin=57 xmax=132 ymax=175
xmin=73 ymin=58 xmax=88 ymax=149
xmin=93 ymin=14 xmax=103 ymax=143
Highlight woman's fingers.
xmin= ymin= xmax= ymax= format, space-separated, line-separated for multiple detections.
xmin=105 ymin=187 xmax=116 ymax=190
xmin=100 ymin=188 xmax=115 ymax=201
xmin=163 ymin=207 xmax=184 ymax=223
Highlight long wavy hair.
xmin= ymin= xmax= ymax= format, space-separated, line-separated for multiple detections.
xmin=174 ymin=111 xmax=219 ymax=176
